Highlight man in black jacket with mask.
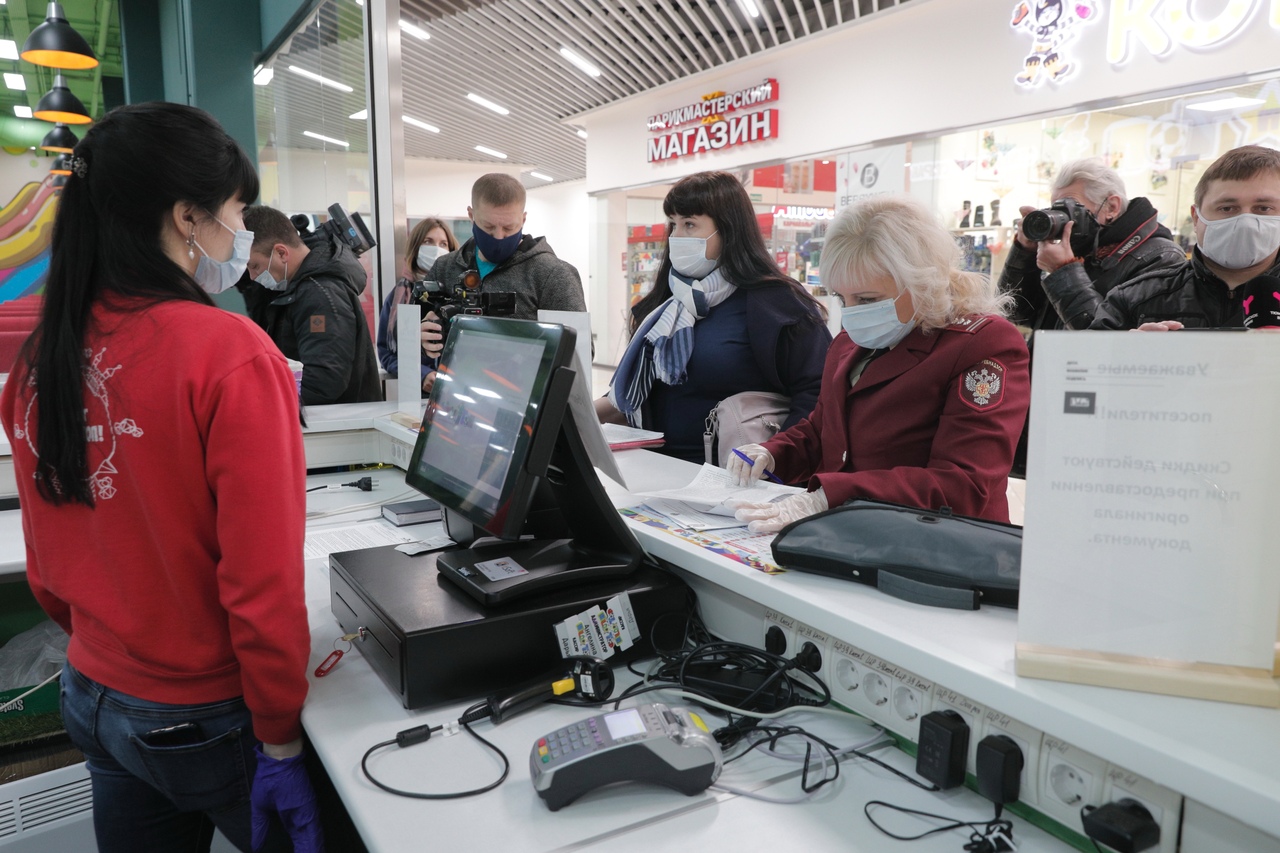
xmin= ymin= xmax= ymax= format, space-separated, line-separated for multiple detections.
xmin=241 ymin=205 xmax=381 ymax=405
xmin=998 ymin=159 xmax=1185 ymax=331
xmin=1092 ymin=145 xmax=1280 ymax=330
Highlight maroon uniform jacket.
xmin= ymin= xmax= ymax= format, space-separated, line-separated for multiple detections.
xmin=763 ymin=315 xmax=1030 ymax=522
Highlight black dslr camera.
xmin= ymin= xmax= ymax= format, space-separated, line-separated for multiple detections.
xmin=411 ymin=268 xmax=516 ymax=338
xmin=1020 ymin=198 xmax=1099 ymax=257
xmin=290 ymin=203 xmax=376 ymax=256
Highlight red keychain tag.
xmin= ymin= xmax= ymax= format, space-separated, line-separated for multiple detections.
xmin=314 ymin=649 xmax=344 ymax=677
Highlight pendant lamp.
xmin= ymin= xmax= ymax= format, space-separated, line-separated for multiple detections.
xmin=21 ymin=3 xmax=98 ymax=70
xmin=49 ymin=154 xmax=71 ymax=176
xmin=34 ymin=74 xmax=91 ymax=124
xmin=40 ymin=122 xmax=77 ymax=153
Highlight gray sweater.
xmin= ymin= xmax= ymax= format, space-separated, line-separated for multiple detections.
xmin=426 ymin=235 xmax=586 ymax=320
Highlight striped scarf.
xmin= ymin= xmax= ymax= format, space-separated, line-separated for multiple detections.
xmin=608 ymin=267 xmax=735 ymax=427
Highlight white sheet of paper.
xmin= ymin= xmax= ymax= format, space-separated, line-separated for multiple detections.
xmin=642 ymin=498 xmax=746 ymax=530
xmin=639 ymin=464 xmax=802 ymax=515
xmin=303 ymin=520 xmax=422 ymax=560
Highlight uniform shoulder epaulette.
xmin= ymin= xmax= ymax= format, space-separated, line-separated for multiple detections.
xmin=944 ymin=315 xmax=993 ymax=334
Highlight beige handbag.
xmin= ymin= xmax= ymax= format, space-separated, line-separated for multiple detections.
xmin=703 ymin=391 xmax=791 ymax=466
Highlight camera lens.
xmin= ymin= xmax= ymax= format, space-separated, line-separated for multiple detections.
xmin=1022 ymin=208 xmax=1069 ymax=242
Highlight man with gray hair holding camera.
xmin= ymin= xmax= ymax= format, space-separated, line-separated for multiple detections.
xmin=998 ymin=158 xmax=1185 ymax=331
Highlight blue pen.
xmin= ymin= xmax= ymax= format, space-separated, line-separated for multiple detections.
xmin=732 ymin=448 xmax=783 ymax=484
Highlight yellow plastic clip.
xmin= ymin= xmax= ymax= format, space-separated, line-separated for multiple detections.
xmin=551 ymin=677 xmax=576 ymax=695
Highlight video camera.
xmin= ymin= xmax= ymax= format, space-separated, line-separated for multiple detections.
xmin=411 ymin=268 xmax=515 ymax=338
xmin=290 ymin=202 xmax=376 ymax=257
xmin=1020 ymin=198 xmax=1099 ymax=257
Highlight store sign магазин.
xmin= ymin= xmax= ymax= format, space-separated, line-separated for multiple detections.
xmin=646 ymin=79 xmax=779 ymax=163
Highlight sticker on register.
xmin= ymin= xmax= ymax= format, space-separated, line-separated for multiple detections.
xmin=555 ymin=592 xmax=640 ymax=660
xmin=473 ymin=556 xmax=529 ymax=581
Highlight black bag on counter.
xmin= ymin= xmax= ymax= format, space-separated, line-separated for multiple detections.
xmin=770 ymin=500 xmax=1022 ymax=610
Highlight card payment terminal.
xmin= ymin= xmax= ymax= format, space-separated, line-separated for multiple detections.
xmin=529 ymin=703 xmax=722 ymax=811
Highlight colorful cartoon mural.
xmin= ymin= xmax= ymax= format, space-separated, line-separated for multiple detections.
xmin=0 ymin=175 xmax=57 ymax=303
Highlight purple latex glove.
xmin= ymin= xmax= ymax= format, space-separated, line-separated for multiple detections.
xmin=251 ymin=746 xmax=324 ymax=853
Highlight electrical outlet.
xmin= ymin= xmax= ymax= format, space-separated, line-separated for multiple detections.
xmin=792 ymin=622 xmax=828 ymax=675
xmin=1101 ymin=765 xmax=1182 ymax=853
xmin=932 ymin=687 xmax=985 ymax=774
xmin=1039 ymin=736 xmax=1106 ymax=833
xmin=387 ymin=437 xmax=412 ymax=469
xmin=762 ymin=609 xmax=796 ymax=657
xmin=978 ymin=709 xmax=1043 ymax=807
xmin=871 ymin=660 xmax=933 ymax=742
xmin=825 ymin=640 xmax=891 ymax=726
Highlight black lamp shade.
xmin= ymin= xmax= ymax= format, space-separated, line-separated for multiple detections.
xmin=40 ymin=123 xmax=77 ymax=153
xmin=21 ymin=2 xmax=98 ymax=70
xmin=34 ymin=75 xmax=91 ymax=125
xmin=50 ymin=154 xmax=71 ymax=176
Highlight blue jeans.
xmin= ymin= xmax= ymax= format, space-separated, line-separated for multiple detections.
xmin=59 ymin=663 xmax=289 ymax=853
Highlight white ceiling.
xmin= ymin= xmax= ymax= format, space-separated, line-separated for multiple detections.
xmin=255 ymin=0 xmax=916 ymax=186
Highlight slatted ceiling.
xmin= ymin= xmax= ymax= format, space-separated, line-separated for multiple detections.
xmin=260 ymin=0 xmax=912 ymax=183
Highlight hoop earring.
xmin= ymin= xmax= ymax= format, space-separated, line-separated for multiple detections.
xmin=187 ymin=225 xmax=196 ymax=260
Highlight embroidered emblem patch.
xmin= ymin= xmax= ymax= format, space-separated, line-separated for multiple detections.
xmin=310 ymin=315 xmax=326 ymax=333
xmin=959 ymin=358 xmax=1006 ymax=410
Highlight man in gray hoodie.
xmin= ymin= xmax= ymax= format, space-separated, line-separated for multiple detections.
xmin=242 ymin=205 xmax=382 ymax=405
xmin=423 ymin=173 xmax=587 ymax=323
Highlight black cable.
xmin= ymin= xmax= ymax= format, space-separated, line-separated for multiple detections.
xmin=726 ymin=724 xmax=842 ymax=796
xmin=864 ymin=801 xmax=1013 ymax=851
xmin=359 ymin=702 xmax=509 ymax=799
xmin=846 ymin=744 xmax=941 ymax=792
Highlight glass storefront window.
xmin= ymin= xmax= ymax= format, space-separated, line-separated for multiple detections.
xmin=592 ymin=73 xmax=1280 ymax=366
xmin=253 ymin=0 xmax=374 ymax=286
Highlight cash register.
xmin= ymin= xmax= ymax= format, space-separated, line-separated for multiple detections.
xmin=328 ymin=316 xmax=688 ymax=709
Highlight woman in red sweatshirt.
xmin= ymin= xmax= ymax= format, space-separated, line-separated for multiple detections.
xmin=1 ymin=103 xmax=320 ymax=852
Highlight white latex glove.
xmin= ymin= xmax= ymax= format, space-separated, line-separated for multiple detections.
xmin=725 ymin=443 xmax=776 ymax=488
xmin=729 ymin=488 xmax=829 ymax=534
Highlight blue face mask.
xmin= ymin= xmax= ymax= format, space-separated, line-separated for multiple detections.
xmin=840 ymin=292 xmax=916 ymax=349
xmin=472 ymin=222 xmax=522 ymax=264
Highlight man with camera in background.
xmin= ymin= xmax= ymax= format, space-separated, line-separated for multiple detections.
xmin=998 ymin=158 xmax=1185 ymax=331
xmin=420 ymin=172 xmax=585 ymax=333
xmin=241 ymin=205 xmax=382 ymax=405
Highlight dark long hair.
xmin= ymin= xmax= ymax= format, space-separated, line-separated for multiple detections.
xmin=629 ymin=170 xmax=824 ymax=334
xmin=22 ymin=102 xmax=260 ymax=506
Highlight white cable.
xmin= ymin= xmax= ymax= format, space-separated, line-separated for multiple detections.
xmin=657 ymin=687 xmax=871 ymax=723
xmin=304 ymin=488 xmax=419 ymax=520
xmin=0 ymin=668 xmax=62 ymax=712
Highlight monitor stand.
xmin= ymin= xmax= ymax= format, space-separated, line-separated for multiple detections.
xmin=436 ymin=404 xmax=643 ymax=607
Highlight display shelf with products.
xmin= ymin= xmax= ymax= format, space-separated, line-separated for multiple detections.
xmin=950 ymin=225 xmax=1015 ymax=279
xmin=626 ymin=223 xmax=667 ymax=304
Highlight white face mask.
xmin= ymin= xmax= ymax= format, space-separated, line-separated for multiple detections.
xmin=417 ymin=243 xmax=446 ymax=272
xmin=193 ymin=218 xmax=253 ymax=294
xmin=840 ymin=292 xmax=915 ymax=349
xmin=1198 ymin=212 xmax=1280 ymax=270
xmin=668 ymin=232 xmax=719 ymax=279
xmin=255 ymin=256 xmax=288 ymax=291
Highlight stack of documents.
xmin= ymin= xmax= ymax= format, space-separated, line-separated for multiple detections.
xmin=601 ymin=423 xmax=665 ymax=451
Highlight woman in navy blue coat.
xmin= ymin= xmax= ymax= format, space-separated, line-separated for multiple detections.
xmin=596 ymin=171 xmax=832 ymax=463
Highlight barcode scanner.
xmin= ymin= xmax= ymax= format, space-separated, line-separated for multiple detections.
xmin=484 ymin=657 xmax=615 ymax=723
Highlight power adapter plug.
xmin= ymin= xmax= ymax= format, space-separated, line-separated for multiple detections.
xmin=915 ymin=709 xmax=969 ymax=789
xmin=976 ymin=734 xmax=1023 ymax=805
xmin=1081 ymin=798 xmax=1160 ymax=852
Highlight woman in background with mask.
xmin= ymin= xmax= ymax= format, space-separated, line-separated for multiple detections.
xmin=376 ymin=217 xmax=458 ymax=395
xmin=595 ymin=171 xmax=831 ymax=462
xmin=1 ymin=103 xmax=321 ymax=852
xmin=729 ymin=195 xmax=1031 ymax=532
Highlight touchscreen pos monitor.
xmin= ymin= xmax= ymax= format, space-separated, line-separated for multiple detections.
xmin=404 ymin=316 xmax=643 ymax=606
